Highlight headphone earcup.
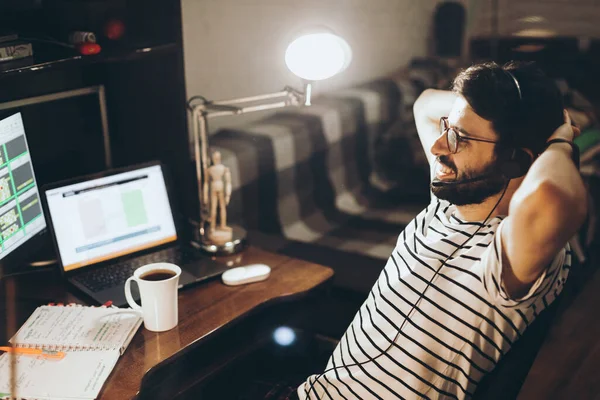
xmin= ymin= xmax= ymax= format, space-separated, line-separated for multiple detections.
xmin=500 ymin=149 xmax=532 ymax=179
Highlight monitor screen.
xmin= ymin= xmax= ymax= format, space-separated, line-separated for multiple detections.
xmin=0 ymin=113 xmax=46 ymax=261
xmin=44 ymin=164 xmax=177 ymax=272
xmin=0 ymin=86 xmax=110 ymax=188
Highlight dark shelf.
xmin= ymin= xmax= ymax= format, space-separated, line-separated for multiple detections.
xmin=0 ymin=42 xmax=179 ymax=77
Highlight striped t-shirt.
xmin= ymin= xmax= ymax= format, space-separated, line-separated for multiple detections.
xmin=298 ymin=198 xmax=570 ymax=399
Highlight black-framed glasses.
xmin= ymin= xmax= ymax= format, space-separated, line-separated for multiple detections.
xmin=440 ymin=117 xmax=501 ymax=154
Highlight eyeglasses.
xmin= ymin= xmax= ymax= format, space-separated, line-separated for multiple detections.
xmin=439 ymin=117 xmax=501 ymax=154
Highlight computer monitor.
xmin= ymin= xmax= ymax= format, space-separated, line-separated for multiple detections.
xmin=0 ymin=86 xmax=111 ymax=188
xmin=0 ymin=112 xmax=47 ymax=273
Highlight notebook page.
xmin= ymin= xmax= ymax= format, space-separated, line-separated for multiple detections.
xmin=0 ymin=351 xmax=119 ymax=399
xmin=10 ymin=306 xmax=142 ymax=354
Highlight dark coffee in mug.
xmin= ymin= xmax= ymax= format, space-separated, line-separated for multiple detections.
xmin=140 ymin=269 xmax=176 ymax=281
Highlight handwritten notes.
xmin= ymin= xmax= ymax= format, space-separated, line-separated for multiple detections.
xmin=11 ymin=306 xmax=142 ymax=354
xmin=1 ymin=305 xmax=142 ymax=399
xmin=0 ymin=351 xmax=119 ymax=399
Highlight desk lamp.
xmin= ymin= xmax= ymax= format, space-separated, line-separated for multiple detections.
xmin=187 ymin=30 xmax=351 ymax=255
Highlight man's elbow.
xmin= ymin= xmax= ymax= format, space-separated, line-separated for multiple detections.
xmin=518 ymin=181 xmax=588 ymax=242
xmin=544 ymin=180 xmax=587 ymax=228
xmin=413 ymin=89 xmax=437 ymax=117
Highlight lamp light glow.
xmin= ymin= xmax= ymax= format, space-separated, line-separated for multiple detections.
xmin=285 ymin=33 xmax=352 ymax=81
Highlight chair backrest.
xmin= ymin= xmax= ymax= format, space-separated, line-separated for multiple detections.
xmin=472 ymin=252 xmax=582 ymax=399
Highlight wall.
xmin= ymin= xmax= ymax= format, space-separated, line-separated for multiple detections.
xmin=181 ymin=0 xmax=451 ymax=133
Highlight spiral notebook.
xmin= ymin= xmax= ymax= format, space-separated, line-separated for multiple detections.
xmin=0 ymin=305 xmax=142 ymax=400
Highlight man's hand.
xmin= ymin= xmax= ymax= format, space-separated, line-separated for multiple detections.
xmin=547 ymin=110 xmax=581 ymax=143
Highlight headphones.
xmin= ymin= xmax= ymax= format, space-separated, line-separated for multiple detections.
xmin=497 ymin=146 xmax=532 ymax=180
xmin=499 ymin=69 xmax=534 ymax=179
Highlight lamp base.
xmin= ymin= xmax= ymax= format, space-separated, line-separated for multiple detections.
xmin=190 ymin=223 xmax=248 ymax=256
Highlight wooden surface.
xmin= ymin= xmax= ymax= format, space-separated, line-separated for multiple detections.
xmin=2 ymin=246 xmax=334 ymax=400
xmin=518 ymin=268 xmax=600 ymax=399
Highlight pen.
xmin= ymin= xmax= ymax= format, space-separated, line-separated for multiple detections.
xmin=0 ymin=346 xmax=66 ymax=360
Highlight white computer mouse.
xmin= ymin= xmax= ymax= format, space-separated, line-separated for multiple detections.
xmin=222 ymin=264 xmax=271 ymax=286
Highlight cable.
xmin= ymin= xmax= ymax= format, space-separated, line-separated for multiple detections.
xmin=304 ymin=183 xmax=510 ymax=399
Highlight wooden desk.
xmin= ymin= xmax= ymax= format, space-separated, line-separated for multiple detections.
xmin=2 ymin=246 xmax=334 ymax=399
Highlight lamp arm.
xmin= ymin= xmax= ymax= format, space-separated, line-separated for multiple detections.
xmin=206 ymin=101 xmax=290 ymax=119
xmin=189 ymin=83 xmax=312 ymax=236
xmin=197 ymin=85 xmax=308 ymax=111
xmin=191 ymin=107 xmax=210 ymax=234
xmin=213 ymin=89 xmax=293 ymax=106
xmin=283 ymin=85 xmax=309 ymax=105
xmin=203 ymin=103 xmax=243 ymax=113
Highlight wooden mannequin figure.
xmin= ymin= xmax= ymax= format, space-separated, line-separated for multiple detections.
xmin=207 ymin=151 xmax=233 ymax=244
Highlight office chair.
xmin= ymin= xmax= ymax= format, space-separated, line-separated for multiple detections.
xmin=473 ymin=244 xmax=586 ymax=399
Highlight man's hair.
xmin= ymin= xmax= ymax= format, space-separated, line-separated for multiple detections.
xmin=452 ymin=61 xmax=564 ymax=155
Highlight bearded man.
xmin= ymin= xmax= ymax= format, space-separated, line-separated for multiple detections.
xmin=296 ymin=61 xmax=587 ymax=399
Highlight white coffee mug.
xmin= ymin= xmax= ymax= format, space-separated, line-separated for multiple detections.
xmin=124 ymin=263 xmax=181 ymax=332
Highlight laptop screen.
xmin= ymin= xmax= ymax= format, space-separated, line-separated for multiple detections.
xmin=44 ymin=164 xmax=177 ymax=272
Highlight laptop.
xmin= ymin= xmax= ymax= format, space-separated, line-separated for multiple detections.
xmin=40 ymin=161 xmax=230 ymax=307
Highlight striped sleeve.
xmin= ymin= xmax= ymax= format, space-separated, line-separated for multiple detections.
xmin=480 ymin=219 xmax=569 ymax=308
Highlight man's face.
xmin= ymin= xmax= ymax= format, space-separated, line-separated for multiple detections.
xmin=430 ymin=96 xmax=507 ymax=206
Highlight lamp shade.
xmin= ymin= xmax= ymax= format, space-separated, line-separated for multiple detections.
xmin=285 ymin=32 xmax=352 ymax=81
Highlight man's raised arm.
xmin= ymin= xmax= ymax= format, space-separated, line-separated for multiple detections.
xmin=501 ymin=112 xmax=587 ymax=297
xmin=413 ymin=89 xmax=458 ymax=165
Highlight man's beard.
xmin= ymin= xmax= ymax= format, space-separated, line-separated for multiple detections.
xmin=431 ymin=156 xmax=507 ymax=206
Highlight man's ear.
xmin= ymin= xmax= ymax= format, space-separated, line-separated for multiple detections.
xmin=500 ymin=148 xmax=534 ymax=179
xmin=519 ymin=148 xmax=535 ymax=172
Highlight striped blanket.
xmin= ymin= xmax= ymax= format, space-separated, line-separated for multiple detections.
xmin=208 ymin=61 xmax=448 ymax=292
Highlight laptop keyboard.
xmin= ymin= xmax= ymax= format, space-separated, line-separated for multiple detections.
xmin=74 ymin=247 xmax=202 ymax=293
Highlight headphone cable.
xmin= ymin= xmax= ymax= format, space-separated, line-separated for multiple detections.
xmin=305 ymin=183 xmax=510 ymax=399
